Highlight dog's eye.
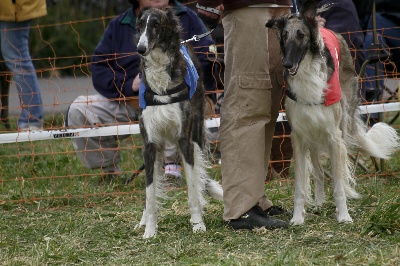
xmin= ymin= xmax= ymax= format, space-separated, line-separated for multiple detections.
xmin=153 ymin=22 xmax=160 ymax=28
xmin=297 ymin=31 xmax=305 ymax=39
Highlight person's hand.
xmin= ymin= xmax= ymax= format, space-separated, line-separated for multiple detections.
xmin=197 ymin=4 xmax=224 ymax=28
xmin=132 ymin=74 xmax=140 ymax=92
xmin=126 ymin=74 xmax=141 ymax=109
xmin=316 ymin=15 xmax=326 ymax=28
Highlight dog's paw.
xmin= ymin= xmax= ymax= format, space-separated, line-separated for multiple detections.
xmin=192 ymin=222 xmax=206 ymax=233
xmin=337 ymin=213 xmax=353 ymax=223
xmin=336 ymin=208 xmax=353 ymax=223
xmin=290 ymin=217 xmax=305 ymax=225
xmin=143 ymin=228 xmax=157 ymax=239
xmin=134 ymin=223 xmax=145 ymax=230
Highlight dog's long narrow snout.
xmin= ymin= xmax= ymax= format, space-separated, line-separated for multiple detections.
xmin=282 ymin=59 xmax=294 ymax=69
xmin=136 ymin=15 xmax=150 ymax=56
xmin=137 ymin=33 xmax=149 ymax=55
xmin=282 ymin=43 xmax=302 ymax=75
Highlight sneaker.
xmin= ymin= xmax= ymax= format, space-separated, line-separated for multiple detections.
xmin=164 ymin=163 xmax=182 ymax=177
xmin=226 ymin=205 xmax=289 ymax=230
xmin=163 ymin=163 xmax=184 ymax=188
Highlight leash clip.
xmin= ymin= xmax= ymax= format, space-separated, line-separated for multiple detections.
xmin=181 ymin=28 xmax=215 ymax=44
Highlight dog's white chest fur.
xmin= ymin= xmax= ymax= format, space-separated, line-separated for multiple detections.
xmin=141 ymin=48 xmax=183 ymax=143
xmin=141 ymin=104 xmax=183 ymax=143
xmin=143 ymin=48 xmax=173 ymax=94
xmin=287 ymin=53 xmax=329 ymax=105
xmin=286 ymin=54 xmax=340 ymax=145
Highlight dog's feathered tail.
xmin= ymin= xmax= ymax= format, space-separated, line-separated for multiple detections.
xmin=343 ymin=96 xmax=399 ymax=160
xmin=190 ymin=143 xmax=223 ymax=209
xmin=359 ymin=122 xmax=400 ymax=159
xmin=206 ymin=179 xmax=223 ymax=201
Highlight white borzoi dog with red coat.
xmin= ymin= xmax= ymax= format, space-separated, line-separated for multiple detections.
xmin=134 ymin=7 xmax=222 ymax=238
xmin=266 ymin=0 xmax=399 ymax=225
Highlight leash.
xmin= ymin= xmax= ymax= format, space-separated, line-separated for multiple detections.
xmin=293 ymin=0 xmax=299 ymax=14
xmin=181 ymin=28 xmax=216 ymax=43
xmin=181 ymin=3 xmax=221 ymax=44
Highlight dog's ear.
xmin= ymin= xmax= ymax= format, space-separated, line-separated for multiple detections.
xmin=137 ymin=6 xmax=151 ymax=22
xmin=265 ymin=19 xmax=276 ymax=29
xmin=265 ymin=17 xmax=286 ymax=31
xmin=163 ymin=6 xmax=181 ymax=34
xmin=299 ymin=0 xmax=320 ymax=55
xmin=160 ymin=7 xmax=182 ymax=52
xmin=300 ymin=0 xmax=318 ymax=21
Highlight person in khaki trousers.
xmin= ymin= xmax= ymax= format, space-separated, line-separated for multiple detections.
xmin=197 ymin=0 xmax=291 ymax=230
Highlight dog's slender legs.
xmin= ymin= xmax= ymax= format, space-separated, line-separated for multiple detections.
xmin=180 ymin=139 xmax=207 ymax=233
xmin=142 ymin=142 xmax=163 ymax=238
xmin=136 ymin=207 xmax=147 ymax=229
xmin=290 ymin=132 xmax=308 ymax=225
xmin=329 ymin=134 xmax=353 ymax=223
xmin=310 ymin=150 xmax=325 ymax=207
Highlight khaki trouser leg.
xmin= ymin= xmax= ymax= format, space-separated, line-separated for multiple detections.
xmin=221 ymin=7 xmax=289 ymax=220
xmin=68 ymin=95 xmax=138 ymax=170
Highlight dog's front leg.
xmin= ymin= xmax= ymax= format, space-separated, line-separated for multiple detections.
xmin=329 ymin=135 xmax=353 ymax=223
xmin=135 ymin=207 xmax=147 ymax=230
xmin=142 ymin=142 xmax=160 ymax=238
xmin=291 ymin=132 xmax=308 ymax=225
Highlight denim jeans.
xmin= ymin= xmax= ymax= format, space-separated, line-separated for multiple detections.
xmin=361 ymin=13 xmax=400 ymax=124
xmin=363 ymin=13 xmax=400 ymax=98
xmin=0 ymin=20 xmax=43 ymax=129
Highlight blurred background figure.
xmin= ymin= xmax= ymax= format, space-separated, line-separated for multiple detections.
xmin=0 ymin=0 xmax=46 ymax=131
xmin=353 ymin=0 xmax=400 ymax=125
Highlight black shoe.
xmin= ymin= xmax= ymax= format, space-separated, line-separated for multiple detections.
xmin=264 ymin=206 xmax=292 ymax=218
xmin=226 ymin=205 xmax=289 ymax=230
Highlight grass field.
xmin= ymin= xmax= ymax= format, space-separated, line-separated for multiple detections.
xmin=0 ymin=116 xmax=399 ymax=265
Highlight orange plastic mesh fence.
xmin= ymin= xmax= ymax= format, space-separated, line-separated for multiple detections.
xmin=0 ymin=14 xmax=399 ymax=208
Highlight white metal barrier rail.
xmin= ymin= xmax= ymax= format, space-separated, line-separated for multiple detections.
xmin=0 ymin=102 xmax=399 ymax=144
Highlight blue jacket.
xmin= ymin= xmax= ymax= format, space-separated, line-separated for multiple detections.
xmin=91 ymin=1 xmax=215 ymax=99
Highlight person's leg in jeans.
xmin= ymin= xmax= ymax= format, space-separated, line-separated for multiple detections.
xmin=221 ymin=7 xmax=289 ymax=221
xmin=0 ymin=20 xmax=43 ymax=129
xmin=362 ymin=13 xmax=400 ymax=125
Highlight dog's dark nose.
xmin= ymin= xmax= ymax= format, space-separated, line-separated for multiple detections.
xmin=137 ymin=45 xmax=146 ymax=55
xmin=282 ymin=60 xmax=293 ymax=69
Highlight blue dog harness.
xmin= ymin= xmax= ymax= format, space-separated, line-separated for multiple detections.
xmin=139 ymin=45 xmax=199 ymax=109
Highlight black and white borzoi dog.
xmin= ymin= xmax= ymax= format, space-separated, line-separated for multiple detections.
xmin=266 ymin=0 xmax=399 ymax=225
xmin=134 ymin=7 xmax=222 ymax=238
